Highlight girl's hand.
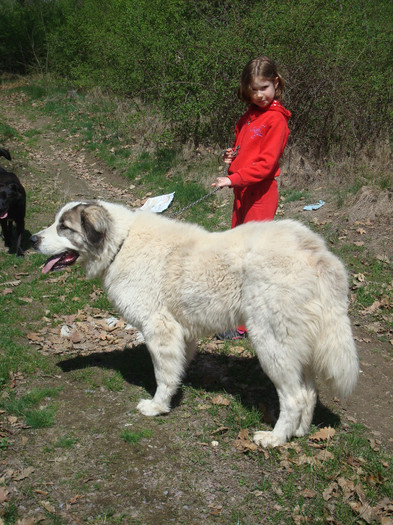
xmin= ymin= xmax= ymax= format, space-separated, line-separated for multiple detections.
xmin=212 ymin=176 xmax=232 ymax=188
xmin=223 ymin=148 xmax=235 ymax=166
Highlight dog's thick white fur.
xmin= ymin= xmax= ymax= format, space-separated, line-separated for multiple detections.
xmin=31 ymin=201 xmax=358 ymax=447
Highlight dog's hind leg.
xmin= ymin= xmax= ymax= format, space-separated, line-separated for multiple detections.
xmin=137 ymin=316 xmax=187 ymax=417
xmin=294 ymin=367 xmax=317 ymax=437
xmin=250 ymin=330 xmax=315 ymax=447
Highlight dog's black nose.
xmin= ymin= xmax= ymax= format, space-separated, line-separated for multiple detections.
xmin=30 ymin=235 xmax=39 ymax=248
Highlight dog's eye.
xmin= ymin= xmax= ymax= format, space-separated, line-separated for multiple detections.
xmin=59 ymin=223 xmax=68 ymax=231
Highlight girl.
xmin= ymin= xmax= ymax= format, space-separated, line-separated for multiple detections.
xmin=213 ymin=55 xmax=291 ymax=339
xmin=212 ymin=55 xmax=290 ymax=225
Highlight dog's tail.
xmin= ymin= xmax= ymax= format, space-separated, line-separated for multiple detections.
xmin=0 ymin=148 xmax=11 ymax=161
xmin=313 ymin=253 xmax=359 ymax=400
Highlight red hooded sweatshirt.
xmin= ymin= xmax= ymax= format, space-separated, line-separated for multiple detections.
xmin=228 ymin=100 xmax=291 ymax=189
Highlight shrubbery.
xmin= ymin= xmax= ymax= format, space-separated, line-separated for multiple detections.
xmin=1 ymin=0 xmax=392 ymax=159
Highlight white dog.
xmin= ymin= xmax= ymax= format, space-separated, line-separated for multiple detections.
xmin=31 ymin=201 xmax=358 ymax=447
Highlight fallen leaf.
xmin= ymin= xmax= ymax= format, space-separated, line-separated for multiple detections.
xmin=211 ymin=395 xmax=230 ymax=406
xmin=211 ymin=426 xmax=229 ymax=435
xmin=322 ymin=482 xmax=338 ymax=501
xmin=34 ymin=490 xmax=48 ymax=496
xmin=337 ymin=477 xmax=355 ymax=501
xmin=309 ymin=427 xmax=336 ymax=442
xmin=299 ymin=489 xmax=317 ymax=498
xmin=39 ymin=501 xmax=56 ymax=514
xmin=208 ymin=504 xmax=223 ymax=516
xmin=0 ymin=487 xmax=9 ymax=503
xmin=27 ymin=332 xmax=42 ymax=342
xmin=14 ymin=466 xmax=35 ymax=481
xmin=233 ymin=429 xmax=258 ymax=453
xmin=361 ymin=299 xmax=389 ymax=315
xmin=376 ymin=254 xmax=390 ymax=263
xmin=348 ymin=501 xmax=375 ymax=523
xmin=70 ymin=331 xmax=84 ymax=344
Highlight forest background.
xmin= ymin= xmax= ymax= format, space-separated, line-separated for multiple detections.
xmin=1 ymin=0 xmax=392 ymax=170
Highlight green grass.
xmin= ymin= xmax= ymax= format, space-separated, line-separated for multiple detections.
xmin=54 ymin=436 xmax=77 ymax=449
xmin=0 ymin=387 xmax=61 ymax=428
xmin=0 ymin=77 xmax=392 ymax=525
xmin=0 ymin=121 xmax=21 ymax=141
xmin=121 ymin=428 xmax=153 ymax=444
xmin=281 ymin=188 xmax=311 ymax=203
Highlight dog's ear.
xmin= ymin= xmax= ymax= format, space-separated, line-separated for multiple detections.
xmin=80 ymin=205 xmax=110 ymax=248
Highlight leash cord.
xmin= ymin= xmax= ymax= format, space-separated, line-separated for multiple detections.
xmin=168 ymin=186 xmax=222 ymax=218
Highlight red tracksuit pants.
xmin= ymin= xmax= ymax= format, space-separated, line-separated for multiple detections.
xmin=231 ymin=178 xmax=278 ymax=228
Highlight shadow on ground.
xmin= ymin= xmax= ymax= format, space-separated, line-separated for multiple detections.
xmin=58 ymin=344 xmax=340 ymax=431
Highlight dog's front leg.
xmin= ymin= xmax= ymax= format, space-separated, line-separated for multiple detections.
xmin=137 ymin=317 xmax=187 ymax=417
xmin=1 ymin=220 xmax=11 ymax=247
xmin=15 ymin=219 xmax=25 ymax=257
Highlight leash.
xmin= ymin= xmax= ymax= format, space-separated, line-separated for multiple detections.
xmin=168 ymin=186 xmax=222 ymax=218
xmin=167 ymin=146 xmax=239 ymax=218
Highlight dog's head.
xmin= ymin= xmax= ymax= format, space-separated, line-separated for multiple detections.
xmin=31 ymin=202 xmax=112 ymax=274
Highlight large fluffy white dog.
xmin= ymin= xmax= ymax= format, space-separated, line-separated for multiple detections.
xmin=31 ymin=201 xmax=358 ymax=447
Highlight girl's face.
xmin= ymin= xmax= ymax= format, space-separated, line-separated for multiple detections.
xmin=249 ymin=76 xmax=278 ymax=108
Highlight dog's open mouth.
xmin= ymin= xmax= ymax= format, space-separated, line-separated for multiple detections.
xmin=42 ymin=250 xmax=79 ymax=274
xmin=0 ymin=209 xmax=8 ymax=220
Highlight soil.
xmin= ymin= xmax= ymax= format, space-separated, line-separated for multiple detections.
xmin=0 ymin=88 xmax=392 ymax=524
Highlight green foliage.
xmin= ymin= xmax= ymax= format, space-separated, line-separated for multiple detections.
xmin=53 ymin=436 xmax=77 ymax=448
xmin=1 ymin=0 xmax=392 ymax=158
xmin=121 ymin=428 xmax=153 ymax=444
xmin=0 ymin=0 xmax=62 ymax=74
xmin=0 ymin=121 xmax=21 ymax=141
xmin=0 ymin=388 xmax=61 ymax=428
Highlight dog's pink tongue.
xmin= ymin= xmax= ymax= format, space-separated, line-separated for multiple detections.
xmin=0 ymin=211 xmax=7 ymax=219
xmin=42 ymin=255 xmax=62 ymax=274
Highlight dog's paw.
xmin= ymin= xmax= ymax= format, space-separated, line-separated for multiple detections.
xmin=294 ymin=425 xmax=309 ymax=438
xmin=137 ymin=399 xmax=170 ymax=417
xmin=253 ymin=431 xmax=285 ymax=448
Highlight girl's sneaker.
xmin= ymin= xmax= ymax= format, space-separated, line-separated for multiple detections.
xmin=216 ymin=329 xmax=247 ymax=341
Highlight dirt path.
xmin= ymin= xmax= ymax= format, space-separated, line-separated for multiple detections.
xmin=11 ymin=100 xmax=392 ymax=450
xmin=1 ymin=91 xmax=392 ymax=524
xmin=5 ymin=95 xmax=393 ymax=448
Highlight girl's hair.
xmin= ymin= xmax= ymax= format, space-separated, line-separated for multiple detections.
xmin=238 ymin=56 xmax=285 ymax=104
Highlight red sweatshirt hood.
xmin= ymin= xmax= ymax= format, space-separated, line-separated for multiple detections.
xmin=246 ymin=100 xmax=291 ymax=121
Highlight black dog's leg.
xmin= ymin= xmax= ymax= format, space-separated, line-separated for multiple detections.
xmin=1 ymin=220 xmax=12 ymax=247
xmin=15 ymin=218 xmax=25 ymax=257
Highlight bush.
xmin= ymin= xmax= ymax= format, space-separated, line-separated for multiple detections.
xmin=1 ymin=0 xmax=392 ymax=159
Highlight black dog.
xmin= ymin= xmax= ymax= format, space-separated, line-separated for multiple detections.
xmin=0 ymin=149 xmax=26 ymax=257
